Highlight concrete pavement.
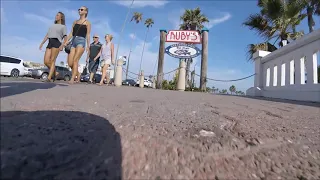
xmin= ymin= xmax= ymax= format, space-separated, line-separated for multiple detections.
xmin=1 ymin=77 xmax=320 ymax=179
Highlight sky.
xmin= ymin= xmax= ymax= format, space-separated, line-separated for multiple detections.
xmin=1 ymin=0 xmax=319 ymax=92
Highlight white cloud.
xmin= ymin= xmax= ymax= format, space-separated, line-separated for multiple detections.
xmin=113 ymin=0 xmax=169 ymax=8
xmin=206 ymin=12 xmax=232 ymax=29
xmin=169 ymin=10 xmax=231 ymax=30
xmin=129 ymin=33 xmax=136 ymax=39
xmin=24 ymin=13 xmax=52 ymax=26
xmin=1 ymin=8 xmax=7 ymax=24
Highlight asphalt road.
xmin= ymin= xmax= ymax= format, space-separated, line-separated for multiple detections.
xmin=1 ymin=77 xmax=320 ymax=179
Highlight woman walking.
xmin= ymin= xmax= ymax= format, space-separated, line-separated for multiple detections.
xmin=39 ymin=12 xmax=67 ymax=82
xmin=98 ymin=34 xmax=115 ymax=85
xmin=64 ymin=6 xmax=91 ymax=84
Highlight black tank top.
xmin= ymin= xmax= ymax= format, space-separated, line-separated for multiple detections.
xmin=73 ymin=24 xmax=87 ymax=38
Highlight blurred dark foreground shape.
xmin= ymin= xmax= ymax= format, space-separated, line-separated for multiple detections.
xmin=0 ymin=111 xmax=122 ymax=180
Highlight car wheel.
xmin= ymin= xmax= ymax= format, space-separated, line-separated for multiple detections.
xmin=64 ymin=75 xmax=70 ymax=81
xmin=10 ymin=69 xmax=20 ymax=78
xmin=41 ymin=73 xmax=48 ymax=80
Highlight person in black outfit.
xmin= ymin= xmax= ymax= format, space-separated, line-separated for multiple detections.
xmin=64 ymin=6 xmax=91 ymax=84
xmin=86 ymin=34 xmax=102 ymax=83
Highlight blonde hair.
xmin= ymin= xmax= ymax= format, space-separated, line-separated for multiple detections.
xmin=83 ymin=6 xmax=88 ymax=18
xmin=106 ymin=34 xmax=113 ymax=41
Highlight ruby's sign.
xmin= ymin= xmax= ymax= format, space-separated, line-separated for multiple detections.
xmin=166 ymin=30 xmax=201 ymax=44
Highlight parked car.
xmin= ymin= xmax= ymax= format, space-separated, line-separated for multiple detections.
xmin=136 ymin=78 xmax=152 ymax=87
xmin=23 ymin=63 xmax=32 ymax=77
xmin=122 ymin=79 xmax=136 ymax=86
xmin=80 ymin=73 xmax=107 ymax=84
xmin=31 ymin=66 xmax=71 ymax=81
xmin=0 ymin=55 xmax=25 ymax=77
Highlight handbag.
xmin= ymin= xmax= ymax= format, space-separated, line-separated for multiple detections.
xmin=65 ymin=20 xmax=87 ymax=54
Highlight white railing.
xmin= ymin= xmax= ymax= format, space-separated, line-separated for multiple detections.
xmin=246 ymin=29 xmax=320 ymax=102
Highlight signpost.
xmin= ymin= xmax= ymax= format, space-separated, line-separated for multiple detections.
xmin=166 ymin=30 xmax=201 ymax=44
xmin=165 ymin=43 xmax=201 ymax=59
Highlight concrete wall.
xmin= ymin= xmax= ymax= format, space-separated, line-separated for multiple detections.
xmin=247 ymin=29 xmax=320 ymax=102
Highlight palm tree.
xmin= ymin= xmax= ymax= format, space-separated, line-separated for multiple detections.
xmin=246 ymin=42 xmax=277 ymax=61
xmin=290 ymin=0 xmax=320 ymax=33
xmin=60 ymin=61 xmax=64 ymax=67
xmin=179 ymin=7 xmax=209 ymax=88
xmin=126 ymin=12 xmax=143 ymax=80
xmin=229 ymin=85 xmax=236 ymax=95
xmin=138 ymin=18 xmax=154 ymax=75
xmin=244 ymin=0 xmax=306 ymax=60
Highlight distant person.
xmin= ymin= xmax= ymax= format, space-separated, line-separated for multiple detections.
xmin=86 ymin=34 xmax=102 ymax=84
xmin=39 ymin=12 xmax=67 ymax=82
xmin=64 ymin=6 xmax=91 ymax=84
xmin=98 ymin=34 xmax=115 ymax=86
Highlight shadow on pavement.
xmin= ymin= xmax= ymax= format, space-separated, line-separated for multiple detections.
xmin=0 ymin=82 xmax=67 ymax=98
xmin=1 ymin=111 xmax=122 ymax=179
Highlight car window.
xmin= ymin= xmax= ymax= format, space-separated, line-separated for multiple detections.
xmin=0 ymin=56 xmax=21 ymax=64
xmin=0 ymin=56 xmax=10 ymax=63
xmin=56 ymin=66 xmax=62 ymax=71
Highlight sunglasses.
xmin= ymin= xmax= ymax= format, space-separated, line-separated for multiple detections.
xmin=93 ymin=37 xmax=98 ymax=38
xmin=78 ymin=8 xmax=85 ymax=11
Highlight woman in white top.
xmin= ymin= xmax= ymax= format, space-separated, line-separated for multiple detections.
xmin=96 ymin=34 xmax=115 ymax=85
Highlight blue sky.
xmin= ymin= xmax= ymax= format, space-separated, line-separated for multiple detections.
xmin=1 ymin=0 xmax=319 ymax=91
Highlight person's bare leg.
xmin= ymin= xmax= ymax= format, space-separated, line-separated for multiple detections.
xmin=105 ymin=64 xmax=110 ymax=84
xmin=69 ymin=46 xmax=85 ymax=84
xmin=67 ymin=48 xmax=75 ymax=70
xmin=43 ymin=48 xmax=52 ymax=81
xmin=47 ymin=48 xmax=60 ymax=80
xmin=99 ymin=65 xmax=107 ymax=85
xmin=44 ymin=48 xmax=52 ymax=69
xmin=89 ymin=72 xmax=94 ymax=82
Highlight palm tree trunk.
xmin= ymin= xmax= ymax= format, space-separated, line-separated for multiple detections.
xmin=307 ymin=6 xmax=314 ymax=33
xmin=139 ymin=27 xmax=149 ymax=74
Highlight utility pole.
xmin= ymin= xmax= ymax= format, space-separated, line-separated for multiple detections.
xmin=114 ymin=0 xmax=134 ymax=77
xmin=126 ymin=38 xmax=134 ymax=80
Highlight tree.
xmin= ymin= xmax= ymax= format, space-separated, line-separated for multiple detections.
xmin=229 ymin=85 xmax=236 ymax=95
xmin=138 ymin=18 xmax=154 ymax=75
xmin=290 ymin=0 xmax=320 ymax=33
xmin=221 ymin=89 xmax=228 ymax=94
xmin=244 ymin=0 xmax=306 ymax=60
xmin=179 ymin=7 xmax=209 ymax=88
xmin=126 ymin=12 xmax=143 ymax=80
xmin=60 ymin=61 xmax=64 ymax=67
xmin=246 ymin=42 xmax=278 ymax=61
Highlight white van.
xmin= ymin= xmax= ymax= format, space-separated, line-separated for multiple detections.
xmin=0 ymin=55 xmax=25 ymax=77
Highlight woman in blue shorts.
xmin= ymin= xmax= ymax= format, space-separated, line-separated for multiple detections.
xmin=64 ymin=6 xmax=91 ymax=84
xmin=39 ymin=12 xmax=67 ymax=82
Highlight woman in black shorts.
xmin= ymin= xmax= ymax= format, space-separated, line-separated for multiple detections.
xmin=64 ymin=6 xmax=91 ymax=84
xmin=39 ymin=12 xmax=67 ymax=82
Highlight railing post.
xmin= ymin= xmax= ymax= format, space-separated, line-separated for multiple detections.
xmin=139 ymin=70 xmax=144 ymax=88
xmin=157 ymin=29 xmax=167 ymax=89
xmin=114 ymin=58 xmax=124 ymax=87
xmin=246 ymin=50 xmax=270 ymax=96
xmin=176 ymin=60 xmax=186 ymax=91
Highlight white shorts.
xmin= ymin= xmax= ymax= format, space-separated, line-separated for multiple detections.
xmin=100 ymin=59 xmax=111 ymax=67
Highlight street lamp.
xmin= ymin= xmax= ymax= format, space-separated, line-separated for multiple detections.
xmin=114 ymin=0 xmax=135 ymax=77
